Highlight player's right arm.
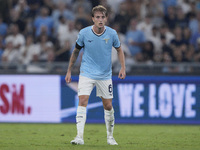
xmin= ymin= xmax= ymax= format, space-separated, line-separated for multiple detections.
xmin=65 ymin=47 xmax=81 ymax=83
xmin=66 ymin=29 xmax=84 ymax=83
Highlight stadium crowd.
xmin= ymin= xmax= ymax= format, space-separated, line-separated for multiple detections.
xmin=0 ymin=0 xmax=200 ymax=67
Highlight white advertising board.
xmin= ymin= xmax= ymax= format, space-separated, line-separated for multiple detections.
xmin=0 ymin=75 xmax=60 ymax=123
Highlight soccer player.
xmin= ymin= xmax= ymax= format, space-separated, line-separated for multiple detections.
xmin=65 ymin=5 xmax=126 ymax=145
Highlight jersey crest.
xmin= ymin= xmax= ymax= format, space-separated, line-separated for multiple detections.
xmin=104 ymin=38 xmax=110 ymax=44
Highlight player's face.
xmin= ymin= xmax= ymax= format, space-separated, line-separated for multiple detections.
xmin=92 ymin=11 xmax=107 ymax=28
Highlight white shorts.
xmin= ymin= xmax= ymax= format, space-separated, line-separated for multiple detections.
xmin=78 ymin=75 xmax=113 ymax=99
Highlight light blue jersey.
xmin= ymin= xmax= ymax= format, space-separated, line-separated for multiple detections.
xmin=76 ymin=25 xmax=120 ymax=80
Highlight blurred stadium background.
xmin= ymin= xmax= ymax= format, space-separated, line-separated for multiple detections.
xmin=0 ymin=0 xmax=200 ymax=124
xmin=1 ymin=1 xmax=200 ymax=149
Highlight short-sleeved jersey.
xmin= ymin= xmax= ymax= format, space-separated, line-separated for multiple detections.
xmin=76 ymin=25 xmax=120 ymax=80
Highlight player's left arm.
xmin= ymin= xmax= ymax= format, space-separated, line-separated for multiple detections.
xmin=115 ymin=46 xmax=126 ymax=79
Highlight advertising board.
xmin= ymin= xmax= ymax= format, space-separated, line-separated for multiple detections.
xmin=0 ymin=75 xmax=60 ymax=123
xmin=1 ymin=75 xmax=199 ymax=124
xmin=61 ymin=76 xmax=200 ymax=124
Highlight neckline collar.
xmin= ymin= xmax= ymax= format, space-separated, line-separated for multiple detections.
xmin=92 ymin=25 xmax=106 ymax=36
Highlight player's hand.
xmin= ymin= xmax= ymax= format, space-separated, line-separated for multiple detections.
xmin=65 ymin=71 xmax=72 ymax=83
xmin=118 ymin=68 xmax=126 ymax=79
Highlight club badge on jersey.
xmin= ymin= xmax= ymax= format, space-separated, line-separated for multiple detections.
xmin=104 ymin=38 xmax=110 ymax=44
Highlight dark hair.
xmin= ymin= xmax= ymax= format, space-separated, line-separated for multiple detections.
xmin=92 ymin=5 xmax=107 ymax=17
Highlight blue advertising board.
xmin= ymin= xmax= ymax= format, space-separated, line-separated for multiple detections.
xmin=61 ymin=76 xmax=200 ymax=124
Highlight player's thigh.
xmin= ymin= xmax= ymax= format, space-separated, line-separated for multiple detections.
xmin=78 ymin=75 xmax=95 ymax=96
xmin=96 ymin=79 xmax=113 ymax=99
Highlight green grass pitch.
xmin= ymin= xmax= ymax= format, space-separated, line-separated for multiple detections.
xmin=0 ymin=123 xmax=199 ymax=150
